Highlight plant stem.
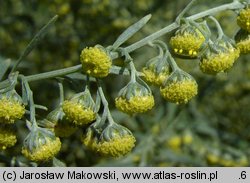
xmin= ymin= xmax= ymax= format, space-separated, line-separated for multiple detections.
xmin=208 ymin=16 xmax=224 ymax=39
xmin=97 ymin=79 xmax=109 ymax=109
xmin=20 ymin=75 xmax=38 ymax=128
xmin=129 ymin=61 xmax=137 ymax=82
xmin=0 ymin=65 xmax=81 ymax=90
xmin=96 ymin=79 xmax=115 ymax=125
xmin=25 ymin=65 xmax=82 ymax=82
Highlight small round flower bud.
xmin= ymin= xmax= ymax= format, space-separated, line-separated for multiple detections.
xmin=182 ymin=132 xmax=193 ymax=145
xmin=46 ymin=107 xmax=78 ymax=137
xmin=62 ymin=89 xmax=96 ymax=126
xmin=237 ymin=8 xmax=250 ymax=32
xmin=235 ymin=29 xmax=250 ymax=54
xmin=82 ymin=123 xmax=136 ymax=157
xmin=166 ymin=135 xmax=182 ymax=150
xmin=142 ymin=55 xmax=171 ymax=86
xmin=0 ymin=125 xmax=17 ymax=150
xmin=200 ymin=38 xmax=240 ymax=74
xmin=22 ymin=126 xmax=61 ymax=162
xmin=0 ymin=90 xmax=25 ymax=124
xmin=80 ymin=46 xmax=112 ymax=78
xmin=160 ymin=70 xmax=198 ymax=104
xmin=170 ymin=23 xmax=206 ymax=58
xmin=115 ymin=81 xmax=154 ymax=115
xmin=206 ymin=152 xmax=220 ymax=165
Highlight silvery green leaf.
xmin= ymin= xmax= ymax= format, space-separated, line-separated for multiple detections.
xmin=11 ymin=15 xmax=58 ymax=72
xmin=112 ymin=14 xmax=151 ymax=49
xmin=0 ymin=58 xmax=11 ymax=81
xmin=34 ymin=104 xmax=48 ymax=111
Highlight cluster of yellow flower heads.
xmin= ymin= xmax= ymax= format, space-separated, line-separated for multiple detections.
xmin=168 ymin=17 xmax=245 ymax=75
xmin=206 ymin=152 xmax=248 ymax=167
xmin=235 ymin=7 xmax=250 ymax=55
xmin=62 ymin=89 xmax=96 ymax=126
xmin=80 ymin=46 xmax=112 ymax=78
xmin=82 ymin=124 xmax=136 ymax=157
xmin=2 ymin=6 xmax=250 ymax=164
xmin=22 ymin=127 xmax=61 ymax=162
xmin=0 ymin=91 xmax=24 ymax=151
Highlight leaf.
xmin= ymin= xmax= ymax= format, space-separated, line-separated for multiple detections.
xmin=112 ymin=14 xmax=151 ymax=49
xmin=11 ymin=15 xmax=58 ymax=72
xmin=53 ymin=157 xmax=66 ymax=167
xmin=0 ymin=58 xmax=11 ymax=81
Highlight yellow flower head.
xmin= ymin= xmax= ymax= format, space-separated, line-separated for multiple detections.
xmin=62 ymin=89 xmax=96 ymax=126
xmin=237 ymin=8 xmax=250 ymax=32
xmin=160 ymin=70 xmax=198 ymax=104
xmin=96 ymin=134 xmax=135 ymax=157
xmin=115 ymin=81 xmax=154 ymax=114
xmin=206 ymin=153 xmax=220 ymax=165
xmin=46 ymin=107 xmax=78 ymax=137
xmin=142 ymin=55 xmax=171 ymax=86
xmin=235 ymin=29 xmax=250 ymax=54
xmin=0 ymin=125 xmax=17 ymax=150
xmin=170 ymin=23 xmax=206 ymax=58
xmin=167 ymin=135 xmax=182 ymax=150
xmin=22 ymin=127 xmax=61 ymax=162
xmin=200 ymin=39 xmax=240 ymax=74
xmin=82 ymin=123 xmax=136 ymax=157
xmin=182 ymin=132 xmax=193 ymax=145
xmin=80 ymin=46 xmax=112 ymax=78
xmin=0 ymin=91 xmax=25 ymax=124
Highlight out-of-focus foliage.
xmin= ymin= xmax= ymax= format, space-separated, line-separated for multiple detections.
xmin=0 ymin=0 xmax=250 ymax=167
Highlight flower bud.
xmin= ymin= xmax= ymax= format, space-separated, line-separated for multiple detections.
xmin=22 ymin=126 xmax=61 ymax=162
xmin=160 ymin=70 xmax=198 ymax=104
xmin=199 ymin=38 xmax=240 ymax=74
xmin=237 ymin=7 xmax=250 ymax=32
xmin=166 ymin=135 xmax=182 ymax=151
xmin=235 ymin=29 xmax=250 ymax=54
xmin=80 ymin=46 xmax=112 ymax=78
xmin=142 ymin=55 xmax=171 ymax=86
xmin=47 ymin=107 xmax=78 ymax=137
xmin=82 ymin=123 xmax=136 ymax=157
xmin=170 ymin=22 xmax=206 ymax=58
xmin=62 ymin=88 xmax=96 ymax=126
xmin=115 ymin=81 xmax=154 ymax=115
xmin=0 ymin=125 xmax=17 ymax=150
xmin=0 ymin=90 xmax=25 ymax=124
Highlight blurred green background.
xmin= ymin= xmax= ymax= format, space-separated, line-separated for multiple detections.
xmin=0 ymin=0 xmax=250 ymax=166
